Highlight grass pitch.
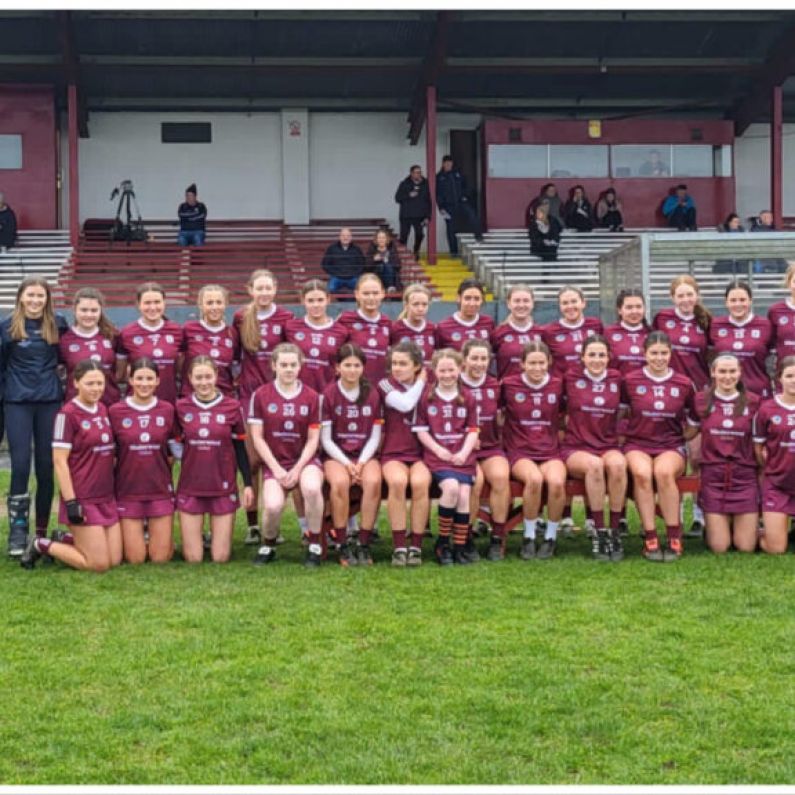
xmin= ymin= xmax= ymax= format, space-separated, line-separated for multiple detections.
xmin=2 ymin=473 xmax=795 ymax=785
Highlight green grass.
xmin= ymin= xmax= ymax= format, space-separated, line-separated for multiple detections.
xmin=2 ymin=466 xmax=795 ymax=785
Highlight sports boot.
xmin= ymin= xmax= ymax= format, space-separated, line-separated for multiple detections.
xmin=642 ymin=534 xmax=664 ymax=563
xmin=593 ymin=529 xmax=611 ymax=562
xmin=7 ymin=493 xmax=30 ymax=558
xmin=609 ymin=528 xmax=624 ymax=562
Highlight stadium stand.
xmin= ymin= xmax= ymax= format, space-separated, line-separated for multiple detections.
xmin=0 ymin=230 xmax=72 ymax=308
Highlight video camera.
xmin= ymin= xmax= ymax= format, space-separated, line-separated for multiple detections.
xmin=110 ymin=180 xmax=147 ymax=243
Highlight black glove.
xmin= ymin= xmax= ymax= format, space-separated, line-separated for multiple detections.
xmin=65 ymin=499 xmax=84 ymax=525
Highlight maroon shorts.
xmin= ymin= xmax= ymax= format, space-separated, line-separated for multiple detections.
xmin=508 ymin=451 xmax=564 ymax=469
xmin=380 ymin=454 xmax=423 ymax=468
xmin=261 ymin=458 xmax=322 ymax=482
xmin=561 ymin=446 xmax=623 ymax=463
xmin=476 ymin=447 xmax=508 ymax=463
xmin=623 ymin=443 xmax=687 ymax=460
xmin=116 ymin=496 xmax=176 ymax=520
xmin=59 ymin=497 xmax=119 ymax=528
xmin=700 ymin=465 xmax=760 ymax=515
xmin=761 ymin=479 xmax=795 ymax=516
xmin=176 ymin=493 xmax=239 ymax=516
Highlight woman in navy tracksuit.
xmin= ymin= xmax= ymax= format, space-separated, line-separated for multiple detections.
xmin=1 ymin=276 xmax=68 ymax=556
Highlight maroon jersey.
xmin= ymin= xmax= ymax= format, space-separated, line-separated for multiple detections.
xmin=174 ymin=394 xmax=246 ymax=497
xmin=604 ymin=322 xmax=649 ymax=377
xmin=320 ymin=381 xmax=383 ymax=457
xmin=622 ymin=368 xmax=699 ymax=452
xmin=708 ymin=315 xmax=773 ymax=399
xmin=697 ymin=390 xmax=759 ymax=468
xmin=652 ymin=308 xmax=709 ymax=390
xmin=285 ymin=317 xmax=348 ymax=393
xmin=435 ymin=313 xmax=495 ymax=351
xmin=460 ymin=373 xmax=503 ymax=455
xmin=59 ymin=328 xmax=121 ymax=405
xmin=542 ymin=317 xmax=604 ymax=378
xmin=233 ymin=305 xmax=293 ymax=401
xmin=492 ymin=320 xmax=543 ymax=379
xmin=378 ymin=376 xmax=424 ymax=461
xmin=52 ymin=399 xmax=115 ymax=501
xmin=109 ymin=397 xmax=176 ymax=500
xmin=500 ymin=373 xmax=564 ymax=461
xmin=413 ymin=388 xmax=479 ymax=475
xmin=248 ymin=381 xmax=321 ymax=468
xmin=337 ymin=309 xmax=392 ymax=382
xmin=390 ymin=318 xmax=436 ymax=366
xmin=562 ymin=368 xmax=623 ymax=454
xmin=118 ymin=319 xmax=184 ymax=403
xmin=754 ymin=397 xmax=795 ymax=492
xmin=767 ymin=300 xmax=795 ymax=364
xmin=180 ymin=320 xmax=240 ymax=397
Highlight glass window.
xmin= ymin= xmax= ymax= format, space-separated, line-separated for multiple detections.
xmin=487 ymin=145 xmax=547 ymax=178
xmin=549 ymin=145 xmax=608 ymax=178
xmin=713 ymin=144 xmax=732 ymax=177
xmin=611 ymin=145 xmax=671 ymax=178
xmin=672 ymin=145 xmax=713 ymax=177
xmin=0 ymin=135 xmax=22 ymax=170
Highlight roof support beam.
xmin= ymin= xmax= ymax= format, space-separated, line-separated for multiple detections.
xmin=58 ymin=10 xmax=89 ymax=137
xmin=407 ymin=11 xmax=450 ymax=145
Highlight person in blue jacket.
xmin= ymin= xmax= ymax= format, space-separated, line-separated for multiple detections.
xmin=1 ymin=276 xmax=68 ymax=556
xmin=662 ymin=184 xmax=697 ymax=231
xmin=435 ymin=155 xmax=484 ymax=256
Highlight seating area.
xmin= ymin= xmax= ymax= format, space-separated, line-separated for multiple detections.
xmin=57 ymin=219 xmax=437 ymax=308
xmin=0 ymin=230 xmax=72 ymax=308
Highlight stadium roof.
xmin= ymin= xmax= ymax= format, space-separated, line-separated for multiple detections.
xmin=2 ymin=9 xmax=795 ymax=138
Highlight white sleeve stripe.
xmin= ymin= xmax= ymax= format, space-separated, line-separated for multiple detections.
xmin=52 ymin=442 xmax=72 ymax=449
xmin=247 ymin=418 xmax=263 ymax=425
xmin=53 ymin=413 xmax=66 ymax=442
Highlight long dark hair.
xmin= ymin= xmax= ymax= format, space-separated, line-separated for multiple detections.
xmin=336 ymin=343 xmax=370 ymax=406
xmin=615 ymin=289 xmax=650 ymax=327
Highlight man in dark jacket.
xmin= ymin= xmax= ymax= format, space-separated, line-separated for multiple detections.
xmin=0 ymin=192 xmax=18 ymax=251
xmin=321 ymin=228 xmax=365 ymax=293
xmin=394 ymin=165 xmax=431 ymax=258
xmin=435 ymin=155 xmax=483 ymax=256
xmin=177 ymin=183 xmax=207 ymax=246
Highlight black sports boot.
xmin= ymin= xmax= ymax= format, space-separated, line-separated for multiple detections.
xmin=453 ymin=544 xmax=471 ymax=565
xmin=435 ymin=537 xmax=453 ymax=566
xmin=594 ymin=529 xmax=611 ymax=562
xmin=486 ymin=536 xmax=505 ymax=562
xmin=7 ymin=493 xmax=30 ymax=558
xmin=609 ymin=528 xmax=624 ymax=562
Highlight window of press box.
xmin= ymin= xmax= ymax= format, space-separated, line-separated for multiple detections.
xmin=0 ymin=135 xmax=23 ymax=169
xmin=672 ymin=145 xmax=713 ymax=177
xmin=487 ymin=145 xmax=547 ymax=178
xmin=611 ymin=145 xmax=671 ymax=178
xmin=161 ymin=123 xmax=212 ymax=144
xmin=549 ymin=145 xmax=608 ymax=178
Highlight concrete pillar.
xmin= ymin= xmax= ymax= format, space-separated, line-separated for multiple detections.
xmin=68 ymin=83 xmax=79 ymax=245
xmin=281 ymin=109 xmax=310 ymax=224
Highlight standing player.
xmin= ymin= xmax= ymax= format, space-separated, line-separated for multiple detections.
xmin=174 ymin=356 xmax=253 ymax=564
xmin=21 ymin=360 xmax=120 ymax=572
xmin=542 ymin=286 xmax=604 ymax=378
xmin=321 ymin=344 xmax=383 ymax=566
xmin=698 ymin=354 xmax=760 ymax=554
xmin=414 ymin=349 xmax=480 ymax=565
xmin=109 ymin=358 xmax=177 ymax=565
xmin=491 ymin=285 xmax=542 ymax=379
xmin=59 ymin=287 xmax=122 ymax=406
xmin=181 ymin=284 xmax=240 ymax=397
xmin=605 ymin=289 xmax=649 ymax=376
xmin=709 ymin=281 xmax=773 ymax=400
xmin=118 ymin=282 xmax=184 ymax=403
xmin=460 ymin=339 xmax=510 ymax=561
xmin=234 ymin=269 xmax=293 ymax=545
xmin=1 ymin=276 xmax=68 ymax=556
xmin=562 ymin=336 xmax=627 ymax=561
xmin=501 ymin=341 xmax=566 ymax=560
xmin=753 ymin=356 xmax=795 ymax=554
xmin=286 ymin=280 xmax=349 ymax=393
xmin=435 ymin=278 xmax=495 ymax=351
xmin=767 ymin=263 xmax=795 ymax=367
xmin=337 ymin=274 xmax=393 ymax=382
xmin=390 ymin=283 xmax=436 ymax=367
xmin=623 ymin=331 xmax=700 ymax=562
xmin=378 ymin=341 xmax=430 ymax=566
xmin=247 ymin=343 xmax=325 ymax=567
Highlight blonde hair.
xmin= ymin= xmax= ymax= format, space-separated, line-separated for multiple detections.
xmin=429 ymin=348 xmax=464 ymax=405
xmin=356 ymin=272 xmax=385 ymax=295
xmin=240 ymin=269 xmax=278 ymax=354
xmin=397 ymin=282 xmax=432 ymax=321
xmin=271 ymin=342 xmax=304 ymax=366
xmin=785 ymin=262 xmax=795 ymax=288
xmin=11 ymin=276 xmax=59 ymax=344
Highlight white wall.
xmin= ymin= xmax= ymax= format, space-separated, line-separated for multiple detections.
xmin=76 ymin=112 xmax=283 ymax=221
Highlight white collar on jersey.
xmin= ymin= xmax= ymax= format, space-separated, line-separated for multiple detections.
xmin=402 ymin=318 xmax=427 ymax=332
xmin=673 ymin=308 xmax=695 ymax=322
xmin=583 ymin=368 xmax=607 ymax=383
xmin=619 ymin=321 xmax=646 ymax=332
xmin=70 ymin=326 xmax=100 ymax=339
xmin=72 ymin=397 xmax=99 ymax=414
xmin=714 ymin=391 xmax=739 ymax=401
xmin=190 ymin=392 xmax=223 ymax=409
xmin=728 ymin=313 xmax=755 ymax=327
xmin=125 ymin=396 xmax=158 ymax=411
xmin=138 ymin=318 xmax=165 ymax=332
xmin=642 ymin=366 xmax=674 ymax=383
xmin=256 ymin=305 xmax=277 ymax=320
xmin=274 ymin=380 xmax=303 ymax=400
xmin=304 ymin=317 xmax=334 ymax=331
xmin=461 ymin=373 xmax=487 ymax=388
xmin=774 ymin=395 xmax=795 ymax=410
xmin=199 ymin=319 xmax=227 ymax=333
xmin=521 ymin=373 xmax=550 ymax=390
xmin=452 ymin=312 xmax=480 ymax=328
xmin=337 ymin=381 xmax=360 ymax=401
xmin=506 ymin=317 xmax=534 ymax=332
xmin=786 ymin=298 xmax=795 ymax=312
xmin=357 ymin=308 xmax=382 ymax=323
xmin=434 ymin=385 xmax=460 ymax=401
xmin=559 ymin=316 xmax=584 ymax=330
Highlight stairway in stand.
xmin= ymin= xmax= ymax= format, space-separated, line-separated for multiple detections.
xmin=418 ymin=254 xmax=494 ymax=301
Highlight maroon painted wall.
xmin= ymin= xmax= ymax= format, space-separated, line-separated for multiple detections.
xmin=0 ymin=85 xmax=57 ymax=229
xmin=483 ymin=119 xmax=735 ymax=229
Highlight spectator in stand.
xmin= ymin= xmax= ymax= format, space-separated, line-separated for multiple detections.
xmin=639 ymin=149 xmax=670 ymax=177
xmin=714 ymin=213 xmax=748 ymax=274
xmin=435 ymin=155 xmax=483 ymax=257
xmin=563 ymin=185 xmax=594 ymax=232
xmin=751 ymin=209 xmax=775 ymax=232
xmin=662 ymin=184 xmax=697 ymax=231
xmin=750 ymin=209 xmax=786 ymax=273
xmin=365 ymin=228 xmax=401 ymax=293
xmin=177 ymin=183 xmax=207 ymax=247
xmin=719 ymin=213 xmax=745 ymax=233
xmin=394 ymin=165 xmax=431 ymax=258
xmin=321 ymin=227 xmax=365 ymax=294
xmin=528 ymin=204 xmax=562 ymax=261
xmin=595 ymin=188 xmax=624 ymax=232
xmin=526 ymin=183 xmax=563 ymax=228
xmin=0 ymin=192 xmax=17 ymax=252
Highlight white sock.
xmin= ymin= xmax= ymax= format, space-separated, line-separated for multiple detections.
xmin=692 ymin=503 xmax=704 ymax=524
xmin=545 ymin=520 xmax=559 ymax=541
xmin=298 ymin=517 xmax=308 ymax=533
xmin=523 ymin=518 xmax=537 ymax=539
